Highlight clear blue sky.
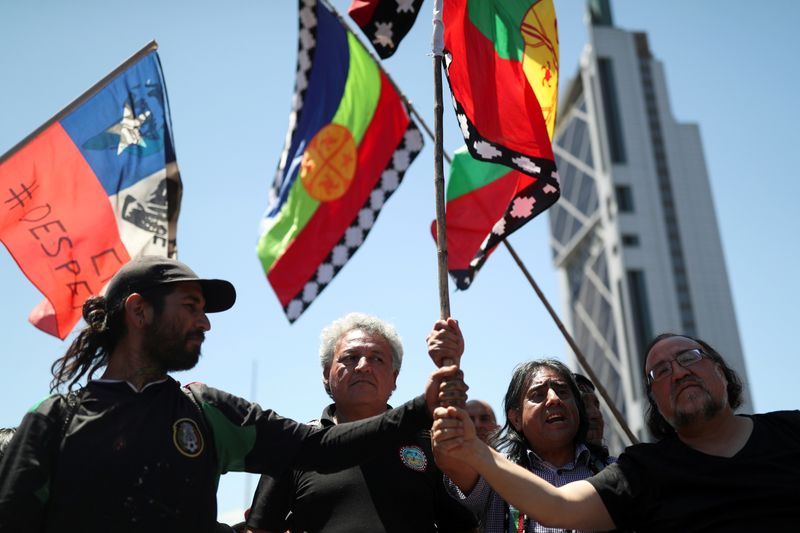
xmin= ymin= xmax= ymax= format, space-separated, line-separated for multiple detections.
xmin=1 ymin=0 xmax=798 ymax=521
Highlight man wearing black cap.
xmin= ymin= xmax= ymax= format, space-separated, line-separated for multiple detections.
xmin=0 ymin=256 xmax=463 ymax=532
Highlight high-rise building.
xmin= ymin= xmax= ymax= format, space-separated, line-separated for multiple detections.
xmin=549 ymin=0 xmax=751 ymax=451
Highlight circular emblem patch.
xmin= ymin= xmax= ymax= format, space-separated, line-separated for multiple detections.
xmin=173 ymin=418 xmax=204 ymax=458
xmin=300 ymin=123 xmax=357 ymax=202
xmin=399 ymin=445 xmax=428 ymax=472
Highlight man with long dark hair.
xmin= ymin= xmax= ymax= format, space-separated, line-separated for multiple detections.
xmin=0 ymin=256 xmax=460 ymax=532
xmin=432 ymin=334 xmax=800 ymax=531
xmin=435 ymin=359 xmax=613 ymax=532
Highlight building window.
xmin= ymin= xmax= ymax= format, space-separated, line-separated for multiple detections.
xmin=621 ymin=234 xmax=640 ymax=247
xmin=626 ymin=270 xmax=653 ymax=362
xmin=615 ymin=185 xmax=634 ymax=212
xmin=597 ymin=57 xmax=626 ymax=163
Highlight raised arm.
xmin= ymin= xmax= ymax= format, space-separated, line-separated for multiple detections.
xmin=191 ymin=365 xmax=465 ymax=477
xmin=432 ymin=406 xmax=615 ymax=531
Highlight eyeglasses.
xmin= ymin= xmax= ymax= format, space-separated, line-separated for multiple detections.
xmin=646 ymin=348 xmax=706 ymax=384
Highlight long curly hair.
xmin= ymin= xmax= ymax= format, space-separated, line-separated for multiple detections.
xmin=644 ymin=333 xmax=744 ymax=439
xmin=50 ymin=286 xmax=170 ymax=392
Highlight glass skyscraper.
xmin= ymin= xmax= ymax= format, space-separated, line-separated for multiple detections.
xmin=550 ymin=1 xmax=751 ymax=451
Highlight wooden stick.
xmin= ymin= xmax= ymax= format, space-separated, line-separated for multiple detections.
xmin=503 ymin=240 xmax=639 ymax=444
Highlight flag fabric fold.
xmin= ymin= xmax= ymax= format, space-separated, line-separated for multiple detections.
xmin=0 ymin=48 xmax=181 ymax=339
xmin=443 ymin=0 xmax=559 ymax=178
xmin=258 ymin=0 xmax=423 ymax=322
xmin=434 ymin=146 xmax=559 ymax=289
xmin=436 ymin=0 xmax=561 ymax=288
xmin=348 ymin=0 xmax=424 ymax=59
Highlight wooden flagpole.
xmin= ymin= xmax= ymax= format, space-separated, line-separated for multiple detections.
xmin=323 ymin=0 xmax=634 ymax=440
xmin=402 ymin=115 xmax=638 ymax=442
xmin=427 ymin=1 xmax=635 ymax=442
xmin=502 ymin=241 xmax=639 ymax=444
xmin=431 ymin=0 xmax=451 ymax=323
xmin=322 ymin=0 xmax=461 ymax=405
xmin=430 ymin=0 xmax=466 ymax=408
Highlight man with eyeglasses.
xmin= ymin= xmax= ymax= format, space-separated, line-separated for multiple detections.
xmin=431 ymin=333 xmax=800 ymax=532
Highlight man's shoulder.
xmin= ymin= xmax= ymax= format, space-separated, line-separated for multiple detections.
xmin=183 ymin=382 xmax=243 ymax=404
xmin=755 ymin=410 xmax=800 ymax=423
xmin=750 ymin=410 xmax=800 ymax=439
xmin=26 ymin=387 xmax=90 ymax=420
xmin=619 ymin=439 xmax=664 ymax=457
xmin=27 ymin=393 xmax=67 ymax=416
xmin=611 ymin=439 xmax=675 ymax=474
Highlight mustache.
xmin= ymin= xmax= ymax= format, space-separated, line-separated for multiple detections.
xmin=186 ymin=331 xmax=206 ymax=342
xmin=671 ymin=375 xmax=707 ymax=397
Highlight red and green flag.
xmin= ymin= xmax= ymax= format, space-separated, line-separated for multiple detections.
xmin=257 ymin=0 xmax=423 ymax=322
xmin=436 ymin=0 xmax=561 ymax=288
xmin=434 ymin=147 xmax=559 ymax=289
xmin=443 ymin=0 xmax=560 ymax=172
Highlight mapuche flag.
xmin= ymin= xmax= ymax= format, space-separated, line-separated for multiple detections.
xmin=258 ymin=0 xmax=423 ymax=322
xmin=0 ymin=43 xmax=182 ymax=339
xmin=436 ymin=0 xmax=561 ymax=288
xmin=434 ymin=147 xmax=559 ymax=289
xmin=348 ymin=0 xmax=424 ymax=59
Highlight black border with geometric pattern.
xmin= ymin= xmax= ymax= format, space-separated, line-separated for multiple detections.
xmin=449 ymin=175 xmax=560 ymax=290
xmin=442 ymin=49 xmax=562 ymax=290
xmin=269 ymin=0 xmax=320 ymax=204
xmin=283 ymin=122 xmax=423 ymax=321
xmin=278 ymin=0 xmax=425 ymax=321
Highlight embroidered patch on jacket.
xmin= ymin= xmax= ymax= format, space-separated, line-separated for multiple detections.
xmin=173 ymin=418 xmax=204 ymax=458
xmin=399 ymin=445 xmax=428 ymax=472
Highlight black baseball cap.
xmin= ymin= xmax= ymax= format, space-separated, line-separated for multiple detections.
xmin=105 ymin=256 xmax=236 ymax=313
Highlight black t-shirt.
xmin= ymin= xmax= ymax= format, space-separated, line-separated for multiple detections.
xmin=0 ymin=378 xmax=431 ymax=532
xmin=587 ymin=411 xmax=800 ymax=532
xmin=247 ymin=404 xmax=478 ymax=533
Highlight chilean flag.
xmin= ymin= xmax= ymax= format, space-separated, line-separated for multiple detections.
xmin=0 ymin=43 xmax=182 ymax=339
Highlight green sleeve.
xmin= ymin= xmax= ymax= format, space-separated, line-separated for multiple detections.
xmin=188 ymin=384 xmax=430 ymax=478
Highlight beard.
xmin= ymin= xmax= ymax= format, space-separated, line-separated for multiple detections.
xmin=670 ymin=379 xmax=726 ymax=430
xmin=142 ymin=318 xmax=204 ymax=372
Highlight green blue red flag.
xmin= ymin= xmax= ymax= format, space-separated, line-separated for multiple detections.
xmin=348 ymin=0 xmax=424 ymax=59
xmin=0 ymin=45 xmax=181 ymax=339
xmin=258 ymin=0 xmax=423 ymax=322
xmin=437 ymin=0 xmax=561 ymax=288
